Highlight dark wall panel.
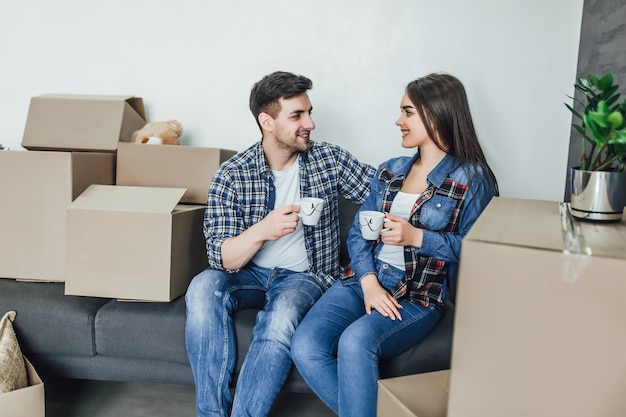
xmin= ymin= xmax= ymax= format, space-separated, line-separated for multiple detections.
xmin=565 ymin=0 xmax=626 ymax=200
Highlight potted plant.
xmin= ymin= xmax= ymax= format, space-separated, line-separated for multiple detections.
xmin=565 ymin=72 xmax=626 ymax=222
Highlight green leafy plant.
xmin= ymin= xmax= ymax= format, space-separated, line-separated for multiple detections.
xmin=565 ymin=72 xmax=626 ymax=172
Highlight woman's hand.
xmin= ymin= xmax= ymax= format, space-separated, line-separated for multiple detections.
xmin=360 ymin=274 xmax=403 ymax=320
xmin=380 ymin=213 xmax=423 ymax=248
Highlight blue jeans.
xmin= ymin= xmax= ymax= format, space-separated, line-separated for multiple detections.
xmin=185 ymin=265 xmax=324 ymax=417
xmin=291 ymin=260 xmax=442 ymax=417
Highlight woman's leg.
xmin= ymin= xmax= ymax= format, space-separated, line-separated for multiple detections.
xmin=336 ymin=263 xmax=443 ymax=417
xmin=336 ymin=301 xmax=441 ymax=417
xmin=291 ymin=280 xmax=366 ymax=415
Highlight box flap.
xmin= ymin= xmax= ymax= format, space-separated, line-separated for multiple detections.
xmin=377 ymin=370 xmax=449 ymax=417
xmin=22 ymin=94 xmax=146 ymax=151
xmin=35 ymin=93 xmax=136 ymax=101
xmin=69 ymin=184 xmax=186 ymax=213
xmin=0 ymin=357 xmax=45 ymax=417
xmin=119 ymin=101 xmax=147 ymax=144
xmin=466 ymin=197 xmax=564 ymax=252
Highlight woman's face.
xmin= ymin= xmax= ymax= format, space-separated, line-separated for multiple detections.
xmin=395 ymin=93 xmax=432 ymax=149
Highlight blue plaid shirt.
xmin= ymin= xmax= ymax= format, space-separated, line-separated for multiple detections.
xmin=204 ymin=140 xmax=376 ymax=288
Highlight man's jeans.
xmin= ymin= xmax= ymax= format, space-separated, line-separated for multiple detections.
xmin=291 ymin=260 xmax=442 ymax=417
xmin=185 ymin=265 xmax=324 ymax=417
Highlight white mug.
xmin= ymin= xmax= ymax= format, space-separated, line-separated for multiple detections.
xmin=297 ymin=197 xmax=324 ymax=225
xmin=359 ymin=211 xmax=385 ymax=240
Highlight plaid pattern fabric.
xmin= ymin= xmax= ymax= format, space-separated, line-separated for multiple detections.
xmin=380 ymin=167 xmax=468 ymax=306
xmin=204 ymin=140 xmax=375 ymax=288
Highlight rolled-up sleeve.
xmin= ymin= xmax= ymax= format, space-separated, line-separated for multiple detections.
xmin=204 ymin=168 xmax=244 ymax=271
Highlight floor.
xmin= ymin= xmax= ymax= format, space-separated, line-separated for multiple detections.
xmin=45 ymin=378 xmax=335 ymax=417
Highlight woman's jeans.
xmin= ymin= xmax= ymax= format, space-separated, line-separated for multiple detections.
xmin=185 ymin=265 xmax=324 ymax=417
xmin=291 ymin=260 xmax=442 ymax=417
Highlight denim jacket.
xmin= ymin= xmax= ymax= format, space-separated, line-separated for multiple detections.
xmin=344 ymin=151 xmax=496 ymax=307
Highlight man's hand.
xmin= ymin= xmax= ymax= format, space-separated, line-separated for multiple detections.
xmin=220 ymin=204 xmax=300 ymax=270
xmin=361 ymin=274 xmax=403 ymax=321
xmin=257 ymin=204 xmax=301 ymax=241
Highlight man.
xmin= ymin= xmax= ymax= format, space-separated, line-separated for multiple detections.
xmin=185 ymin=71 xmax=376 ymax=417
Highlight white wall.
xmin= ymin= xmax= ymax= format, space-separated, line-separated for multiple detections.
xmin=0 ymin=0 xmax=583 ymax=201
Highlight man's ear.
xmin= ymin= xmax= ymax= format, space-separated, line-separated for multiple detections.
xmin=258 ymin=112 xmax=274 ymax=133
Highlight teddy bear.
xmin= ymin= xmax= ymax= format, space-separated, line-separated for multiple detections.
xmin=131 ymin=119 xmax=183 ymax=145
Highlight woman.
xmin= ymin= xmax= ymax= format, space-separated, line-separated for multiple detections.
xmin=291 ymin=73 xmax=498 ymax=417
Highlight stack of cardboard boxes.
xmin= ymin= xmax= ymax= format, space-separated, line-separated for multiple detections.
xmin=377 ymin=197 xmax=626 ymax=417
xmin=0 ymin=94 xmax=236 ymax=416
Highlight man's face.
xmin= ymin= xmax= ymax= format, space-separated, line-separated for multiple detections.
xmin=270 ymin=93 xmax=315 ymax=152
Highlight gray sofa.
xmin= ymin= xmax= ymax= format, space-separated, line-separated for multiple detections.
xmin=0 ymin=197 xmax=454 ymax=393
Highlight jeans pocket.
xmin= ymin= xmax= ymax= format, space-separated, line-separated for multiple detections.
xmin=377 ymin=263 xmax=404 ymax=292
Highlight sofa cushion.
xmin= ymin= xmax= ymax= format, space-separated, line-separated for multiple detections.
xmin=0 ymin=280 xmax=109 ymax=357
xmin=94 ymin=296 xmax=293 ymax=374
xmin=95 ymin=296 xmax=189 ymax=365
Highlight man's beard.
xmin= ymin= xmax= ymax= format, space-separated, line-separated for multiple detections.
xmin=276 ymin=130 xmax=311 ymax=152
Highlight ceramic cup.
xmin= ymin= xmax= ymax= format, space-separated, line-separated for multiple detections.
xmin=297 ymin=197 xmax=325 ymax=225
xmin=359 ymin=211 xmax=386 ymax=240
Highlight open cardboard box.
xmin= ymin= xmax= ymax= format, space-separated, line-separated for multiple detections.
xmin=447 ymin=197 xmax=626 ymax=417
xmin=116 ymin=142 xmax=237 ymax=204
xmin=65 ymin=184 xmax=207 ymax=301
xmin=378 ymin=370 xmax=450 ymax=417
xmin=0 ymin=357 xmax=45 ymax=417
xmin=22 ymin=94 xmax=145 ymax=152
xmin=0 ymin=150 xmax=115 ymax=281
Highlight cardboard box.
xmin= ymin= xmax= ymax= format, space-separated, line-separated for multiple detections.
xmin=22 ymin=94 xmax=145 ymax=152
xmin=65 ymin=184 xmax=207 ymax=301
xmin=116 ymin=142 xmax=237 ymax=204
xmin=0 ymin=150 xmax=115 ymax=281
xmin=0 ymin=357 xmax=45 ymax=417
xmin=448 ymin=197 xmax=626 ymax=417
xmin=377 ymin=370 xmax=450 ymax=417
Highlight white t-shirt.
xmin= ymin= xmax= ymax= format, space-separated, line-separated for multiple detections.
xmin=251 ymin=160 xmax=309 ymax=272
xmin=377 ymin=191 xmax=420 ymax=271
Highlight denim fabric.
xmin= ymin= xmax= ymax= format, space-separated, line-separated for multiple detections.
xmin=291 ymin=260 xmax=442 ymax=417
xmin=203 ymin=141 xmax=376 ymax=288
xmin=346 ymin=151 xmax=497 ymax=306
xmin=185 ymin=265 xmax=324 ymax=417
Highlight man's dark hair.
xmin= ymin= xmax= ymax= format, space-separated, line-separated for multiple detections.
xmin=249 ymin=71 xmax=313 ymax=130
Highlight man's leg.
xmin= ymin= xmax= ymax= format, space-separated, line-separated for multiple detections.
xmin=230 ymin=269 xmax=324 ymax=417
xmin=185 ymin=268 xmax=268 ymax=417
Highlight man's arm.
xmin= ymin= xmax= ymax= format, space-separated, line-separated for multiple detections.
xmin=332 ymin=144 xmax=376 ymax=203
xmin=220 ymin=204 xmax=300 ymax=270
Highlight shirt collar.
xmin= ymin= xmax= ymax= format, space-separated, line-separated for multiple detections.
xmin=255 ymin=140 xmax=312 ymax=177
xmin=427 ymin=153 xmax=460 ymax=188
xmin=254 ymin=141 xmax=272 ymax=178
xmin=391 ymin=150 xmax=459 ymax=188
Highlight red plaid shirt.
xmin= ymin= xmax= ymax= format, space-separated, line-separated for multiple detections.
xmin=342 ymin=151 xmax=498 ymax=307
xmin=379 ymin=168 xmax=467 ymax=306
